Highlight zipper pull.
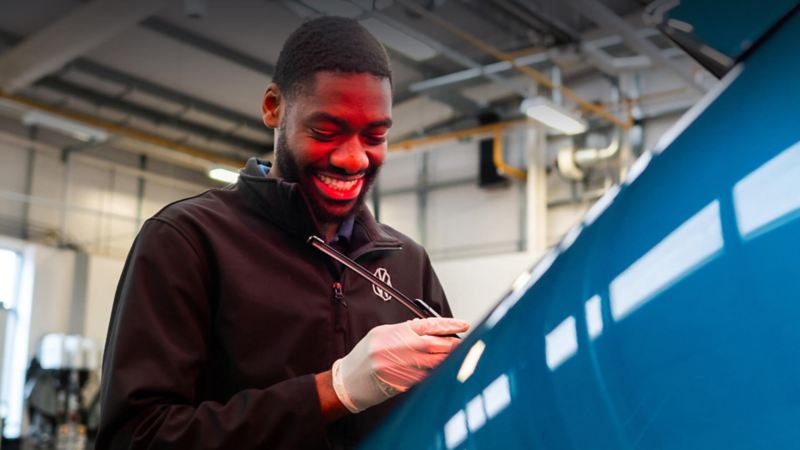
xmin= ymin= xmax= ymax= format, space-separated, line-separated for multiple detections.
xmin=332 ymin=282 xmax=347 ymax=307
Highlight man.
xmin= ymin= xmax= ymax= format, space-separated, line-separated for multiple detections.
xmin=97 ymin=16 xmax=468 ymax=449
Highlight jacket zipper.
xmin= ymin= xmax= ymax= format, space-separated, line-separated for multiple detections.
xmin=331 ymin=280 xmax=349 ymax=355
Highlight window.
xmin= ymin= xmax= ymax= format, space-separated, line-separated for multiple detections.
xmin=0 ymin=247 xmax=27 ymax=438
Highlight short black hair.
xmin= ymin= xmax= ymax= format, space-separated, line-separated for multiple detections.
xmin=272 ymin=16 xmax=392 ymax=98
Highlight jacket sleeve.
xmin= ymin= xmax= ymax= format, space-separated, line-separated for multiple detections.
xmin=420 ymin=250 xmax=454 ymax=319
xmin=96 ymin=219 xmax=329 ymax=449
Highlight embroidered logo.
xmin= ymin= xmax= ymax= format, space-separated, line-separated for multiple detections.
xmin=372 ymin=268 xmax=393 ymax=301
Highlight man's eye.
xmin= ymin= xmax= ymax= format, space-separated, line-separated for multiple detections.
xmin=364 ymin=134 xmax=387 ymax=145
xmin=311 ymin=129 xmax=336 ymax=140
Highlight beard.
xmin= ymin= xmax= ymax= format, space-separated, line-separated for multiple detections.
xmin=274 ymin=120 xmax=380 ymax=224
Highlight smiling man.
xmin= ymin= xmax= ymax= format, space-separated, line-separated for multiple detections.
xmin=97 ymin=17 xmax=467 ymax=450
xmin=264 ymin=69 xmax=392 ymax=240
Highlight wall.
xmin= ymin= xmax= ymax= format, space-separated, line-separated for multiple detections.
xmin=84 ymin=254 xmax=125 ymax=350
xmin=432 ymin=251 xmax=539 ymax=325
xmin=0 ymin=132 xmax=209 ymax=259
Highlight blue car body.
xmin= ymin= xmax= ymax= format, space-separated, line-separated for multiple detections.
xmin=364 ymin=2 xmax=800 ymax=449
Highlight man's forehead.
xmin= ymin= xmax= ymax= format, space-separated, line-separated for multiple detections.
xmin=291 ymin=71 xmax=392 ymax=123
xmin=300 ymin=71 xmax=391 ymax=100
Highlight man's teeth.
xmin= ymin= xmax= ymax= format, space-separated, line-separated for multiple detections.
xmin=318 ymin=174 xmax=359 ymax=191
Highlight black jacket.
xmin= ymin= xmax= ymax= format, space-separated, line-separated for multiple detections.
xmin=97 ymin=158 xmax=452 ymax=449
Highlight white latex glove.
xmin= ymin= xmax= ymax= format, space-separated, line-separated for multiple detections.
xmin=331 ymin=317 xmax=469 ymax=413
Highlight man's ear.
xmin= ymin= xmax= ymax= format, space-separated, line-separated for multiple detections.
xmin=262 ymin=83 xmax=282 ymax=129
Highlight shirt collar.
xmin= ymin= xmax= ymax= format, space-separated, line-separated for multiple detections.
xmin=259 ymin=161 xmax=355 ymax=244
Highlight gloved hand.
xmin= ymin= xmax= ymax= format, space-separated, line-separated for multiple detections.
xmin=331 ymin=317 xmax=469 ymax=413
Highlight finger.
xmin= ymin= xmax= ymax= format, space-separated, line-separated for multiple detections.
xmin=408 ymin=318 xmax=470 ymax=336
xmin=418 ymin=335 xmax=461 ymax=354
xmin=414 ymin=352 xmax=449 ymax=370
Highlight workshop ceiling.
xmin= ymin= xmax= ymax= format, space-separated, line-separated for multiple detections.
xmin=0 ymin=0 xmax=687 ymax=174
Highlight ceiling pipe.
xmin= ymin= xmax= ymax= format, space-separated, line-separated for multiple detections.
xmin=493 ymin=129 xmax=527 ymax=181
xmin=396 ymin=0 xmax=632 ymax=130
xmin=388 ymin=117 xmax=530 ymax=181
xmin=408 ymin=28 xmax=663 ymax=92
xmin=389 ymin=117 xmax=529 ymax=152
xmin=343 ymin=0 xmax=525 ymax=96
xmin=556 ymin=131 xmax=621 ymax=180
xmin=0 ymin=90 xmax=245 ymax=168
xmin=560 ymin=0 xmax=707 ymax=93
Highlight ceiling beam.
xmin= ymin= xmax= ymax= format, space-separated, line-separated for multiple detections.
xmin=0 ymin=0 xmax=177 ymax=92
xmin=507 ymin=0 xmax=582 ymax=42
xmin=68 ymin=59 xmax=269 ymax=137
xmin=35 ymin=76 xmax=270 ymax=157
xmin=0 ymin=28 xmax=272 ymax=145
xmin=0 ymin=90 xmax=246 ymax=168
xmin=140 ymin=17 xmax=275 ymax=76
xmin=560 ymin=0 xmax=707 ymax=93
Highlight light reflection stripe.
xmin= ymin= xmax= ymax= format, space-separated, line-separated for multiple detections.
xmin=545 ymin=316 xmax=578 ymax=370
xmin=483 ymin=373 xmax=512 ymax=419
xmin=585 ymin=295 xmax=603 ymax=340
xmin=610 ymin=200 xmax=723 ymax=321
xmin=465 ymin=395 xmax=486 ymax=432
xmin=443 ymin=373 xmax=513 ymax=449
xmin=734 ymin=140 xmax=800 ymax=238
xmin=444 ymin=409 xmax=467 ymax=449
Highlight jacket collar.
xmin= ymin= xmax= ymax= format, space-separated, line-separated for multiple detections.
xmin=236 ymin=157 xmax=402 ymax=252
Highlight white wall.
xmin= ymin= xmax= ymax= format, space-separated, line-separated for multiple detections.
xmin=0 ymin=134 xmax=207 ymax=258
xmin=26 ymin=245 xmax=74 ymax=356
xmin=433 ymin=251 xmax=538 ymax=325
xmin=84 ymin=254 xmax=125 ymax=349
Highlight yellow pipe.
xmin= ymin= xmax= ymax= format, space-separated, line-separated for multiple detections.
xmin=396 ymin=0 xmax=632 ymax=130
xmin=389 ymin=118 xmax=530 ymax=180
xmin=0 ymin=90 xmax=247 ymax=168
xmin=389 ymin=118 xmax=529 ymax=152
xmin=492 ymin=130 xmax=528 ymax=181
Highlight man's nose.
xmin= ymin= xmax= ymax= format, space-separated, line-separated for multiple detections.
xmin=330 ymin=136 xmax=369 ymax=174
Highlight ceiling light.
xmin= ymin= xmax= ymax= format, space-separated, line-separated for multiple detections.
xmin=520 ymin=97 xmax=587 ymax=135
xmin=208 ymin=167 xmax=239 ymax=184
xmin=359 ymin=17 xmax=438 ymax=61
xmin=22 ymin=111 xmax=109 ymax=143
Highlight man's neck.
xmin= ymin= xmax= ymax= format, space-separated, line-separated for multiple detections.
xmin=321 ymin=222 xmax=338 ymax=243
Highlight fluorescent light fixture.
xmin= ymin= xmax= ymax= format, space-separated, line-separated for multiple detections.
xmin=520 ymin=97 xmax=587 ymax=135
xmin=22 ymin=111 xmax=109 ymax=142
xmin=208 ymin=167 xmax=239 ymax=184
xmin=360 ymin=17 xmax=438 ymax=61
